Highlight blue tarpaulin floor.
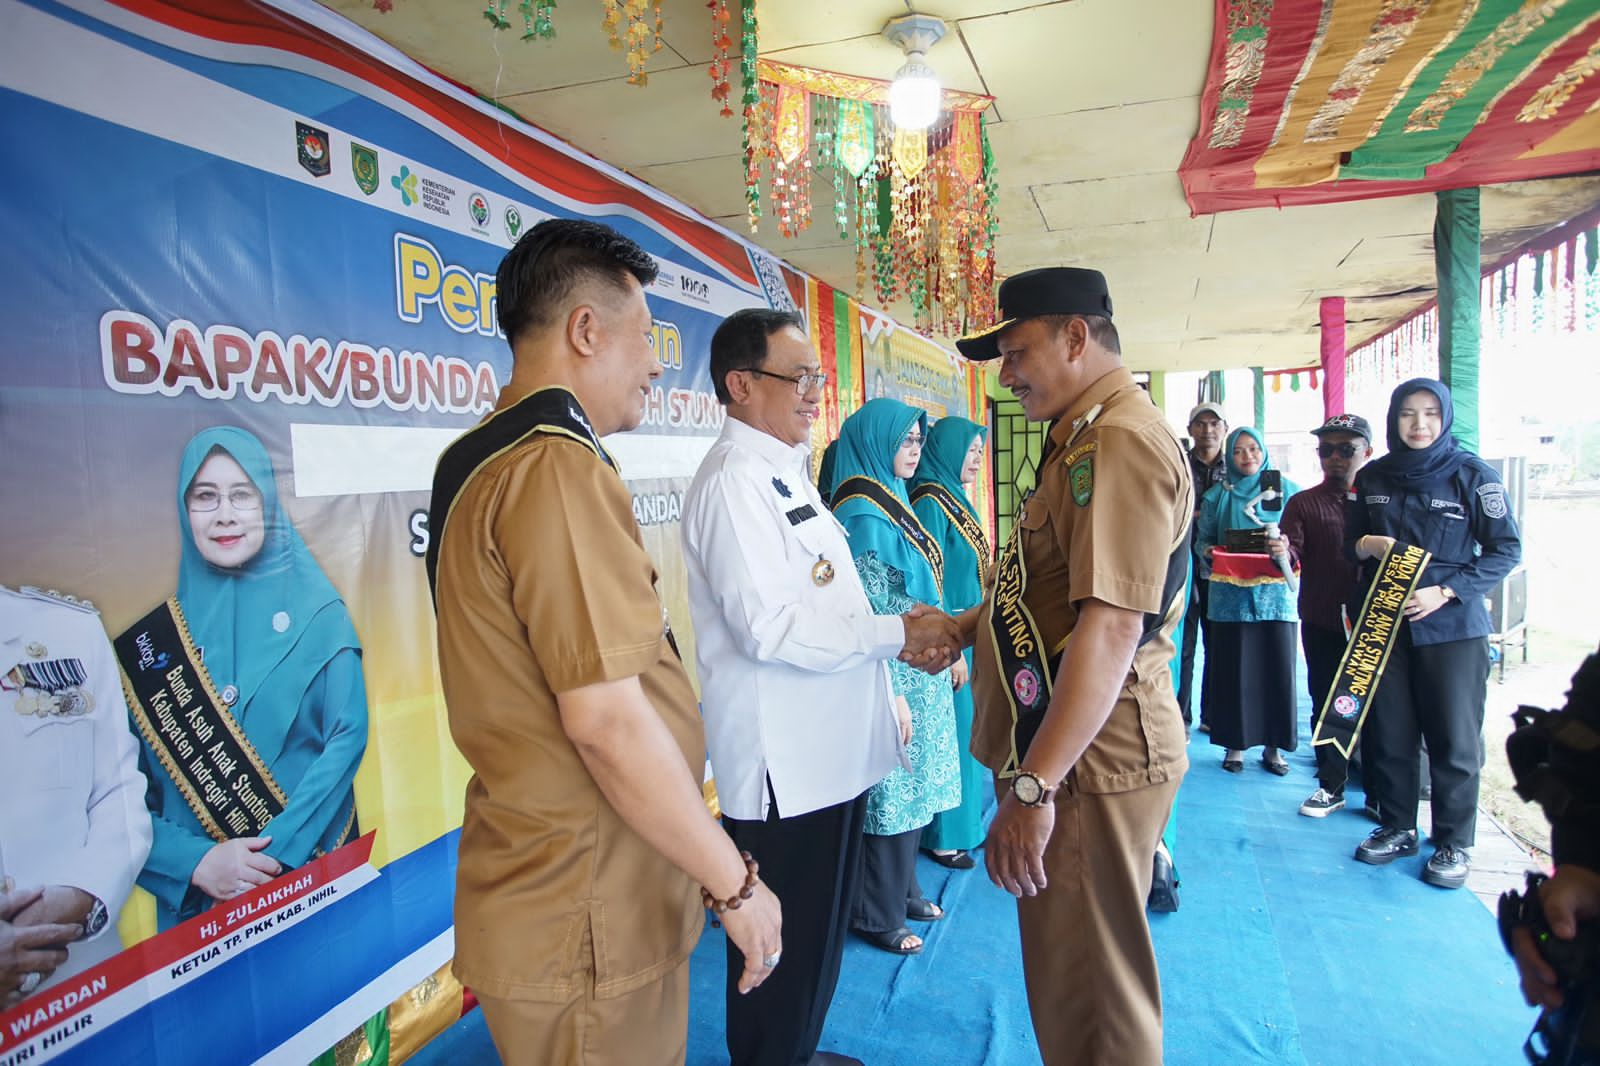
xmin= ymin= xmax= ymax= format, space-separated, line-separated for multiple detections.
xmin=414 ymin=707 xmax=1537 ymax=1065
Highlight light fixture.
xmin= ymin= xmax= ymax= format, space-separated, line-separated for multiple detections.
xmin=882 ymin=13 xmax=947 ymax=132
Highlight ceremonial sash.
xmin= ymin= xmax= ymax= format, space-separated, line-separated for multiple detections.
xmin=425 ymin=386 xmax=616 ymax=604
xmin=424 ymin=386 xmax=681 ymax=659
xmin=986 ymin=505 xmax=1054 ymax=777
xmin=832 ymin=476 xmax=945 ymax=591
xmin=114 ymin=600 xmax=287 ymax=843
xmin=985 ymin=402 xmax=1189 ymax=778
xmin=1312 ymin=541 xmax=1433 ymax=760
xmin=910 ymin=482 xmax=991 ymax=588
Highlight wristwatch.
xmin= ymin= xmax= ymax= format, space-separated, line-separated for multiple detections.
xmin=1440 ymin=585 xmax=1457 ymax=601
xmin=79 ymin=897 xmax=108 ymax=940
xmin=1011 ymin=770 xmax=1057 ymax=808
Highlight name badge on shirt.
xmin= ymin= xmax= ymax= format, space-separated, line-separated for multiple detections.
xmin=786 ymin=504 xmax=818 ymax=526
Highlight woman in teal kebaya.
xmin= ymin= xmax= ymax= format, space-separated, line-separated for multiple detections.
xmin=134 ymin=426 xmax=368 ymax=929
xmin=911 ymin=417 xmax=991 ymax=870
xmin=832 ymin=399 xmax=960 ymax=955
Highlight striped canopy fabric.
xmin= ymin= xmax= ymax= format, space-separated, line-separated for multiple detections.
xmin=1182 ymin=0 xmax=1600 ymax=214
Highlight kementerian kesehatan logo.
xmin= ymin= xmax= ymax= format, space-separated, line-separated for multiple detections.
xmin=504 ymin=205 xmax=523 ymax=241
xmin=296 ymin=121 xmax=331 ymax=178
xmin=351 ymin=143 xmax=379 ymax=196
xmin=392 ymin=165 xmax=418 ymax=207
xmin=468 ymin=191 xmax=490 ymax=228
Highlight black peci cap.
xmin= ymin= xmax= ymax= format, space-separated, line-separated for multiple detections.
xmin=955 ymin=267 xmax=1114 ymax=361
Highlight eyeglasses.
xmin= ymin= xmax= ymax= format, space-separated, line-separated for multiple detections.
xmin=187 ymin=486 xmax=263 ymax=512
xmin=900 ymin=433 xmax=924 ymax=448
xmin=745 ymin=367 xmax=828 ymax=396
xmin=1317 ymin=442 xmax=1360 ymax=459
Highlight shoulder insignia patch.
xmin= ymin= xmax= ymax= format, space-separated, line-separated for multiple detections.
xmin=1061 ymin=440 xmax=1098 ymax=468
xmin=18 ymin=586 xmax=98 ymax=614
xmin=1477 ymin=483 xmax=1508 ymax=520
xmin=1070 ymin=456 xmax=1094 ymax=507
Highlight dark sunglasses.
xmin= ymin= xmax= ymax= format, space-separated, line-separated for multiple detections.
xmin=1317 ymin=442 xmax=1361 ymax=459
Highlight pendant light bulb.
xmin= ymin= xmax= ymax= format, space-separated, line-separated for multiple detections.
xmin=882 ymin=13 xmax=947 ymax=132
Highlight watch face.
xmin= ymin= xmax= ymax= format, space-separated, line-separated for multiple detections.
xmin=1014 ymin=774 xmax=1043 ymax=805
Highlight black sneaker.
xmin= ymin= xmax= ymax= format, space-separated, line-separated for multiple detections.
xmin=1421 ymin=845 xmax=1470 ymax=889
xmin=1298 ymin=788 xmax=1345 ymax=817
xmin=1354 ymin=826 xmax=1419 ymax=865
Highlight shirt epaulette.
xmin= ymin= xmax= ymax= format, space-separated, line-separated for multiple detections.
xmin=18 ymin=586 xmax=99 ymax=614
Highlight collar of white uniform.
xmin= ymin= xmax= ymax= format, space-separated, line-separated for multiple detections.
xmin=721 ymin=414 xmax=812 ymax=476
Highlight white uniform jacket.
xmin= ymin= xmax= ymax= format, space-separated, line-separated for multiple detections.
xmin=682 ymin=417 xmax=906 ymax=821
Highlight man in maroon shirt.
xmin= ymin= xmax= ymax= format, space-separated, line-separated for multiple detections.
xmin=1280 ymin=414 xmax=1373 ymax=816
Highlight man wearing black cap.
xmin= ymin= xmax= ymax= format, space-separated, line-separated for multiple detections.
xmin=1282 ymin=414 xmax=1375 ymax=819
xmin=953 ymin=267 xmax=1191 ymax=1065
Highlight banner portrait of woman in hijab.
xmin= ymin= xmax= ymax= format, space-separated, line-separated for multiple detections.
xmin=114 ymin=425 xmax=369 ymax=929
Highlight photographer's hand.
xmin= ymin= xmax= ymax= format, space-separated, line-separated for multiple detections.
xmin=1514 ymin=865 xmax=1600 ymax=1009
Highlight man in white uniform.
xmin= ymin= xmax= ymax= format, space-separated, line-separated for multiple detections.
xmin=682 ymin=308 xmax=960 ymax=1066
xmin=0 ymin=585 xmax=153 ymax=1005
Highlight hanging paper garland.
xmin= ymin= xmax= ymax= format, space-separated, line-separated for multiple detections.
xmin=739 ymin=0 xmax=761 ymax=231
xmin=707 ymin=0 xmax=734 ymax=116
xmin=739 ymin=58 xmax=997 ymax=334
xmin=482 ymin=0 xmax=556 ymax=38
xmin=454 ymin=0 xmax=670 ymax=77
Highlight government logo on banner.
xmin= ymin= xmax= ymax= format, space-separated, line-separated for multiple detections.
xmin=504 ymin=204 xmax=523 ymax=240
xmin=295 ymin=120 xmax=330 ymax=178
xmin=351 ymin=142 xmax=379 ymax=195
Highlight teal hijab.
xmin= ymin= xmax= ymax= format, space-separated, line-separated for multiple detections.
xmin=176 ymin=426 xmax=360 ymax=762
xmin=912 ymin=417 xmax=988 ymax=613
xmin=1211 ymin=426 xmax=1298 ymax=531
xmin=832 ymin=398 xmax=941 ymax=605
xmin=911 ymin=416 xmax=986 ymax=522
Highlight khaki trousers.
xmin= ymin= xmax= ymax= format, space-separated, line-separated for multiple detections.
xmin=1017 ymin=777 xmax=1181 ymax=1066
xmin=476 ymin=956 xmax=689 ymax=1066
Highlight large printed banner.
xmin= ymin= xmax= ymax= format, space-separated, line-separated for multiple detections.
xmin=0 ymin=0 xmax=825 ymax=1060
xmin=860 ymin=308 xmax=994 ymax=540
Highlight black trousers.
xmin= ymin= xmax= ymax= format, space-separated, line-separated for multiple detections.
xmin=723 ymin=790 xmax=868 ymax=1066
xmin=1364 ymin=631 xmax=1489 ymax=849
xmin=850 ymin=827 xmax=927 ymax=934
xmin=1303 ymin=623 xmax=1354 ymax=795
xmin=1178 ymin=577 xmax=1211 ymax=727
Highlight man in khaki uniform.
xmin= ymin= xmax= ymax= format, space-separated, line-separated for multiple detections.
xmin=427 ymin=219 xmax=781 ymax=1066
xmin=955 ymin=267 xmax=1191 ymax=1065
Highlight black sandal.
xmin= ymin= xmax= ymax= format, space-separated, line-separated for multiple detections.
xmin=924 ymin=848 xmax=976 ymax=870
xmin=854 ymin=926 xmax=922 ymax=954
xmin=906 ymin=899 xmax=946 ymax=922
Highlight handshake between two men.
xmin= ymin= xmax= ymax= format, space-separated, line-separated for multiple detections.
xmin=897 ymin=603 xmax=966 ymax=676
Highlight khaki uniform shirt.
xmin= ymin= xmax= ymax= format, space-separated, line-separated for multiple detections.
xmin=435 ymin=387 xmax=703 ymax=1002
xmin=972 ymin=367 xmax=1192 ymax=794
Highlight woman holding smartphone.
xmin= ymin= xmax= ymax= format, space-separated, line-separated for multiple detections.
xmin=1196 ymin=427 xmax=1300 ymax=775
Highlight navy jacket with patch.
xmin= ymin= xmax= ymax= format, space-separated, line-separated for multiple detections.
xmin=1342 ymin=455 xmax=1521 ymax=646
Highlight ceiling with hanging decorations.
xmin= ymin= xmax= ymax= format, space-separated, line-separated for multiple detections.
xmin=319 ymin=0 xmax=1600 ymax=373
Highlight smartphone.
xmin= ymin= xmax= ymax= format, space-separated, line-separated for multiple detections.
xmin=1259 ymin=469 xmax=1283 ymax=513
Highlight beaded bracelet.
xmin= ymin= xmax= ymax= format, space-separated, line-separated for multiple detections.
xmin=700 ymin=850 xmax=759 ymax=928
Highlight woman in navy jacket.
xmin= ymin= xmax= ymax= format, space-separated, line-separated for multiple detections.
xmin=1344 ymin=378 xmax=1520 ymax=890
